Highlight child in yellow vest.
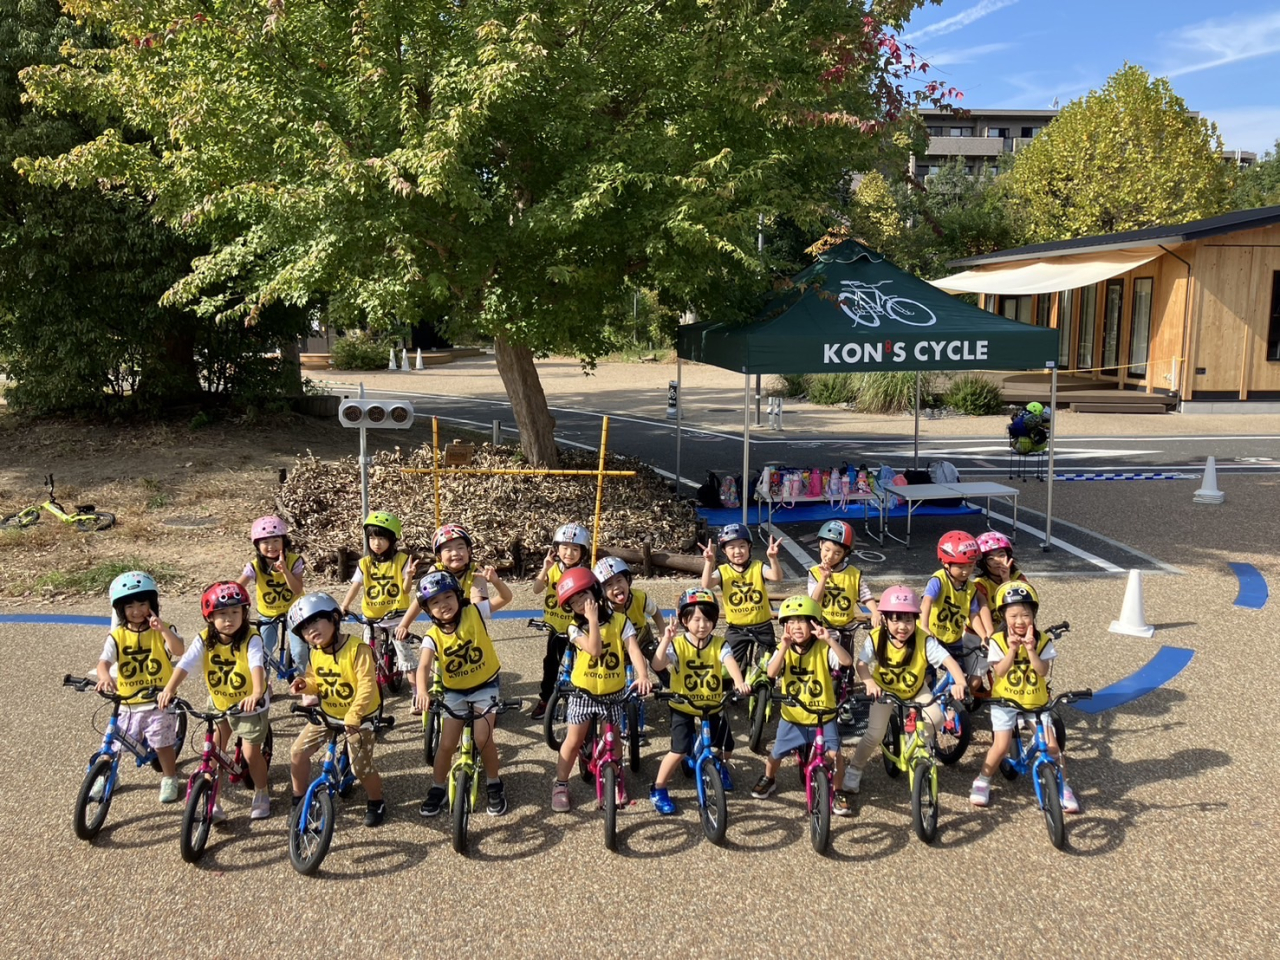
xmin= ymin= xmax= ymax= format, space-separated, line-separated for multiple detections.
xmin=919 ymin=530 xmax=993 ymax=689
xmin=648 ymin=589 xmax=750 ymax=814
xmin=286 ymin=593 xmax=386 ymax=827
xmin=531 ymin=522 xmax=591 ymax=721
xmin=970 ymin=582 xmax=1079 ymax=813
xmin=974 ymin=531 xmax=1029 ymax=628
xmin=750 ymin=596 xmax=853 ymax=811
xmin=236 ymin=515 xmax=306 ymax=692
xmin=394 ymin=522 xmax=509 ymax=638
xmin=808 ymin=520 xmax=880 ymax=647
xmin=341 ymin=510 xmax=419 ymax=692
xmin=413 ymin=571 xmax=510 ymax=817
xmin=158 ymin=581 xmax=271 ymax=821
xmin=549 ymin=569 xmax=651 ymax=813
xmin=843 ymin=586 xmax=969 ymax=804
xmin=700 ymin=523 xmax=783 ymax=674
xmin=95 ymin=571 xmax=185 ymax=803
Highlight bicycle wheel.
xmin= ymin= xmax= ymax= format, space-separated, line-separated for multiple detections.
xmin=336 ymin=745 xmax=356 ymax=799
xmin=911 ymin=760 xmax=939 ymax=845
xmin=698 ymin=756 xmax=728 ymax=845
xmin=748 ymin=688 xmax=770 ymax=755
xmin=935 ymin=701 xmax=972 ymax=766
xmin=626 ymin=700 xmax=642 ymax=773
xmin=382 ymin=645 xmax=403 ymax=695
xmin=809 ymin=770 xmax=831 ymax=855
xmin=180 ymin=776 xmax=214 ymax=863
xmin=151 ymin=710 xmax=188 ymax=773
xmin=242 ymin=726 xmax=273 ymax=790
xmin=74 ymin=511 xmax=115 ymax=532
xmin=543 ymin=685 xmax=567 ymax=751
xmin=423 ymin=709 xmax=442 ymax=765
xmin=602 ymin=765 xmax=618 ymax=853
xmin=999 ymin=758 xmax=1019 ymax=781
xmin=451 ymin=768 xmax=471 ymax=855
xmin=1038 ymin=763 xmax=1066 ymax=850
xmin=882 ymin=713 xmax=902 ymax=778
xmin=74 ymin=755 xmax=115 ymax=841
xmin=288 ymin=789 xmax=335 ymax=875
xmin=1 ymin=507 xmax=39 ymax=529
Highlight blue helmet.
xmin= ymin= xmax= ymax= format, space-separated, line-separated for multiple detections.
xmin=109 ymin=571 xmax=159 ymax=613
xmin=418 ymin=571 xmax=463 ymax=626
xmin=717 ymin=524 xmax=751 ymax=548
xmin=286 ymin=592 xmax=342 ymax=637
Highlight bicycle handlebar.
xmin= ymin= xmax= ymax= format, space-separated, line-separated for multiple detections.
xmin=170 ymin=697 xmax=249 ymax=722
xmin=769 ymin=692 xmax=840 ymax=722
xmin=289 ymin=703 xmax=396 ymax=732
xmin=1044 ymin=621 xmax=1070 ymax=641
xmin=564 ymin=684 xmax=647 ymax=706
xmin=654 ymin=690 xmax=741 ymax=712
xmin=527 ymin=618 xmax=549 ymax=631
xmin=852 ymin=689 xmax=945 ymax=711
xmin=251 ymin=614 xmax=289 ymax=627
xmin=63 ymin=674 xmax=167 ymax=705
xmin=984 ymin=689 xmax=1093 ymax=715
xmin=435 ymin=698 xmax=523 ymax=721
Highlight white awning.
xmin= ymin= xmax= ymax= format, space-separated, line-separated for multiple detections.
xmin=932 ymin=248 xmax=1163 ymax=295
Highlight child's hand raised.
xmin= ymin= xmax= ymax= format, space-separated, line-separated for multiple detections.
xmin=407 ymin=557 xmax=421 ymax=579
xmin=481 ymin=565 xmax=499 ymax=583
xmin=663 ymin=621 xmax=677 ymax=643
xmin=766 ymin=536 xmax=781 ymax=559
xmin=272 ymin=557 xmax=286 ymax=574
xmin=700 ymin=540 xmax=716 ymax=563
xmin=813 ymin=624 xmax=832 ymax=643
xmin=541 ymin=549 xmax=557 ymax=573
xmin=147 ymin=613 xmax=163 ymax=631
xmin=290 ymin=677 xmax=308 ymax=696
xmin=581 ymin=595 xmax=599 ymax=622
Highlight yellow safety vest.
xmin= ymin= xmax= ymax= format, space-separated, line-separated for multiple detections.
xmin=989 ymin=630 xmax=1052 ymax=709
xmin=668 ymin=633 xmax=728 ymax=715
xmin=976 ymin=573 xmax=1028 ymax=631
xmin=927 ymin=569 xmax=979 ymax=647
xmin=109 ymin=624 xmax=175 ymax=705
xmin=433 ymin=560 xmax=476 ymax=598
xmin=542 ymin=563 xmax=576 ymax=634
xmin=778 ymin=640 xmax=836 ymax=725
xmin=200 ymin=627 xmax=259 ymax=712
xmin=424 ymin=605 xmax=501 ymax=691
xmin=717 ymin=561 xmax=771 ymax=627
xmin=310 ymin=636 xmax=382 ymax=723
xmin=359 ymin=552 xmax=411 ymax=620
xmin=810 ymin=563 xmax=863 ymax=628
xmin=570 ymin=612 xmax=629 ymax=696
xmin=621 ymin=589 xmax=651 ymax=634
xmin=869 ymin=625 xmax=929 ymax=699
xmin=252 ymin=551 xmax=302 ymax=617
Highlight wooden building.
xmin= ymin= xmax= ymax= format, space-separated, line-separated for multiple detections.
xmin=937 ymin=205 xmax=1280 ymax=412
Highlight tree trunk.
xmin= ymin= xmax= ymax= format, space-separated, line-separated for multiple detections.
xmin=493 ymin=336 xmax=559 ymax=468
xmin=279 ymin=335 xmax=303 ymax=397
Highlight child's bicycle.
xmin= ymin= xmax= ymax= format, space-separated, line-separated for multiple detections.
xmin=170 ymin=698 xmax=274 ymax=863
xmin=654 ymin=689 xmax=737 ymax=845
xmin=63 ymin=674 xmax=188 ymax=840
xmin=346 ymin=612 xmax=404 ymax=694
xmin=435 ymin=696 xmax=521 ymax=855
xmin=287 ymin=704 xmax=395 ymax=875
xmin=2 ymin=474 xmax=115 ymax=531
xmin=745 ymin=638 xmax=778 ymax=755
xmin=253 ymin=613 xmax=297 ymax=687
xmin=989 ymin=689 xmax=1093 ymax=850
xmin=421 ymin=662 xmax=445 ymax=764
xmin=619 ymin=663 xmax=646 ymax=772
xmin=534 ymin=618 xmax=574 ymax=751
xmin=574 ymin=687 xmax=645 ymax=852
xmin=893 ymin=674 xmax=972 ymax=768
xmin=867 ymin=690 xmax=953 ymax=845
xmin=771 ymin=694 xmax=841 ymax=855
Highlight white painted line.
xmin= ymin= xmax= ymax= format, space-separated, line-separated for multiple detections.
xmin=764 ymin=522 xmax=817 ymax=570
xmin=984 ymin=509 xmax=1125 ymax=574
xmin=1011 ymin=509 xmax=1184 ymax=575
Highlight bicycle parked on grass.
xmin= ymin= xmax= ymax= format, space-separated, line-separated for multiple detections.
xmin=346 ymin=612 xmax=404 ymax=694
xmin=772 ymin=694 xmax=841 ymax=855
xmin=2 ymin=474 xmax=114 ymax=531
xmin=654 ymin=690 xmax=737 ymax=845
xmin=287 ymin=704 xmax=395 ymax=875
xmin=990 ymin=689 xmax=1092 ymax=850
xmin=171 ymin=698 xmax=274 ymax=863
xmin=63 ymin=674 xmax=187 ymax=841
xmin=435 ymin=697 xmax=521 ymax=855
xmin=870 ymin=690 xmax=953 ymax=845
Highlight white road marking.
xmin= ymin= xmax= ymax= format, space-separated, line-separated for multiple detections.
xmin=765 ymin=523 xmax=817 ymax=570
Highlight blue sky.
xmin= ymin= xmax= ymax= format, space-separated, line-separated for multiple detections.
xmin=899 ymin=0 xmax=1280 ymax=155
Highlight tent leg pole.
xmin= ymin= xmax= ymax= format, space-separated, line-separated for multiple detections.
xmin=913 ymin=373 xmax=921 ymax=470
xmin=675 ymin=356 xmax=683 ymax=490
xmin=743 ymin=372 xmax=751 ymax=527
xmin=1042 ymin=366 xmax=1058 ymax=551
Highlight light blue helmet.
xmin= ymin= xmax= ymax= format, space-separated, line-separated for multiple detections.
xmin=109 ymin=571 xmax=159 ymax=612
xmin=286 ymin=592 xmax=342 ymax=637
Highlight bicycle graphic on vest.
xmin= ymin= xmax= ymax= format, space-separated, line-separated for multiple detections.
xmin=119 ymin=644 xmax=164 ymax=682
xmin=727 ymin=583 xmax=764 ymax=608
xmin=821 ymin=584 xmax=854 ymax=616
xmin=783 ymin=663 xmax=825 ymax=702
xmin=206 ymin=652 xmax=247 ymax=692
xmin=682 ymin=659 xmax=722 ymax=695
xmin=364 ymin=574 xmax=400 ymax=605
xmin=443 ymin=637 xmax=485 ymax=675
xmin=838 ymin=280 xmax=936 ymax=328
xmin=315 ymin=666 xmax=354 ymax=704
xmin=584 ymin=649 xmax=622 ymax=673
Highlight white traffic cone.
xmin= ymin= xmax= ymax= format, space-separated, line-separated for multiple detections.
xmin=414 ymin=348 xmax=424 ymax=371
xmin=387 ymin=347 xmax=397 ymax=371
xmin=1193 ymin=456 xmax=1225 ymax=504
xmin=1109 ymin=569 xmax=1155 ymax=638
xmin=400 ymin=348 xmax=409 ymax=371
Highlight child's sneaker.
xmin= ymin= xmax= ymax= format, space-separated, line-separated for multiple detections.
xmin=485 ymin=780 xmax=508 ymax=817
xmin=719 ymin=763 xmax=735 ymax=792
xmin=419 ymin=786 xmax=447 ymax=818
xmin=969 ymin=778 xmax=991 ymax=807
xmin=158 ymin=776 xmax=181 ymax=804
xmin=364 ymin=799 xmax=386 ymax=827
xmin=88 ymin=777 xmax=106 ymax=802
xmin=210 ymin=801 xmax=228 ymax=824
xmin=1061 ymin=784 xmax=1081 ymax=814
xmin=250 ymin=790 xmax=271 ymax=821
xmin=842 ymin=767 xmax=862 ymax=794
xmin=530 ymin=699 xmax=548 ymax=721
xmin=750 ymin=776 xmax=777 ymax=799
xmin=833 ymin=790 xmax=854 ymax=817
xmin=649 ymin=784 xmax=677 ymax=815
xmin=551 ymin=781 xmax=571 ymax=813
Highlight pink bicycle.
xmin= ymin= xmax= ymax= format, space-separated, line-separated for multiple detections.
xmin=575 ymin=688 xmax=642 ymax=852
xmin=773 ymin=694 xmax=841 ymax=854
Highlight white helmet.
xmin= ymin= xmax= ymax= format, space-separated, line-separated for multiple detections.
xmin=593 ymin=556 xmax=631 ymax=583
xmin=553 ymin=523 xmax=590 ymax=548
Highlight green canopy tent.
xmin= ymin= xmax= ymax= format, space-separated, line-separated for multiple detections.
xmin=674 ymin=240 xmax=1064 ymax=546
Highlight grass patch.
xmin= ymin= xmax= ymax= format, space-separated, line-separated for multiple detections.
xmin=34 ymin=557 xmax=181 ymax=596
xmin=146 ymin=493 xmax=171 ymax=510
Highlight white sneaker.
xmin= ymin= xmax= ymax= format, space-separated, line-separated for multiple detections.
xmin=969 ymin=778 xmax=991 ymax=807
xmin=250 ymin=790 xmax=271 ymax=820
xmin=1061 ymin=784 xmax=1081 ymax=814
xmin=158 ymin=776 xmax=181 ymax=804
xmin=88 ymin=776 xmax=106 ymax=802
xmin=842 ymin=767 xmax=862 ymax=793
xmin=211 ymin=802 xmax=228 ymax=824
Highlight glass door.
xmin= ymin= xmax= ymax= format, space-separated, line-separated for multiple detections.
xmin=1101 ymin=279 xmax=1124 ymax=376
xmin=1129 ymin=278 xmax=1153 ymax=379
xmin=1058 ymin=289 xmax=1074 ymax=369
xmin=1076 ymin=283 xmax=1097 ymax=370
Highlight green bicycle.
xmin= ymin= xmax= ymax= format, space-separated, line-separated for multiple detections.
xmin=437 ymin=696 xmax=521 ymax=855
xmin=868 ymin=690 xmax=951 ymax=845
xmin=2 ymin=475 xmax=114 ymax=531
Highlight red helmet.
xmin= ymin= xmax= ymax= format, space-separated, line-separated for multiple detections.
xmin=432 ymin=523 xmax=472 ymax=553
xmin=556 ymin=567 xmax=602 ymax=611
xmin=201 ymin=581 xmax=250 ymax=619
xmin=937 ymin=530 xmax=981 ymax=564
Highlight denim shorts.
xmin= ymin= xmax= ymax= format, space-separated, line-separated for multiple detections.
xmin=442 ymin=678 xmax=501 ymax=719
xmin=771 ymin=718 xmax=841 ymax=759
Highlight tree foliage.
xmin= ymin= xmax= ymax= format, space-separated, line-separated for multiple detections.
xmin=1007 ymin=64 xmax=1234 ymax=242
xmin=16 ymin=0 xmax=951 ymax=462
xmin=1231 ymin=139 xmax=1280 ymax=211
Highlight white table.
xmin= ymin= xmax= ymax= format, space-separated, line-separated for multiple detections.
xmin=884 ymin=481 xmax=1019 ymax=547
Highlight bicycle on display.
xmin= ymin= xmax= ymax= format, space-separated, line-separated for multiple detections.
xmin=989 ymin=689 xmax=1093 ymax=850
xmin=962 ymin=620 xmax=1072 ymax=753
xmin=771 ymin=695 xmax=841 ymax=855
xmin=868 ymin=690 xmax=953 ymax=845
xmin=345 ymin=612 xmax=405 ymax=694
xmin=63 ymin=674 xmax=188 ymax=841
xmin=170 ymin=698 xmax=274 ymax=863
xmin=654 ymin=690 xmax=737 ymax=845
xmin=435 ymin=697 xmax=521 ymax=855
xmin=574 ymin=687 xmax=645 ymax=853
xmin=287 ymin=704 xmax=395 ymax=875
xmin=2 ymin=474 xmax=115 ymax=531
xmin=253 ymin=613 xmax=297 ymax=687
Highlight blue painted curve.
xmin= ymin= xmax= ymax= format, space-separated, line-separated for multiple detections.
xmin=0 ymin=614 xmax=112 ymax=626
xmin=1228 ymin=562 xmax=1268 ymax=610
xmin=1072 ymin=646 xmax=1195 ymax=714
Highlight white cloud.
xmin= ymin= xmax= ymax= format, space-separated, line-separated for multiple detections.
xmin=1201 ymin=106 xmax=1280 ymax=155
xmin=1160 ymin=11 xmax=1280 ymax=78
xmin=920 ymin=42 xmax=1014 ymax=68
xmin=903 ymin=0 xmax=1020 ymax=44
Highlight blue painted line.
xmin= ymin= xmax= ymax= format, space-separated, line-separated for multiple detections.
xmin=1228 ymin=562 xmax=1268 ymax=610
xmin=0 ymin=614 xmax=112 ymax=626
xmin=1055 ymin=472 xmax=1195 ymax=481
xmin=1073 ymin=646 xmax=1195 ymax=714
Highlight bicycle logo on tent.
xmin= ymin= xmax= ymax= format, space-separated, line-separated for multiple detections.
xmin=837 ymin=280 xmax=936 ymax=328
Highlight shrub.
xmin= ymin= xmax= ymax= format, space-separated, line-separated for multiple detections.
xmin=944 ymin=373 xmax=1006 ymax=416
xmin=805 ymin=373 xmax=860 ymax=406
xmin=854 ymin=371 xmax=930 ymax=414
xmin=769 ymin=373 xmax=809 ymax=398
xmin=332 ymin=331 xmax=394 ymax=370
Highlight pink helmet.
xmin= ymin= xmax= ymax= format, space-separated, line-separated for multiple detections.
xmin=251 ymin=515 xmax=288 ymax=541
xmin=977 ymin=531 xmax=1013 ymax=555
xmin=878 ymin=585 xmax=921 ymax=615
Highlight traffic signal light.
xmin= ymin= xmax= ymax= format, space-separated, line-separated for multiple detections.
xmin=337 ymin=399 xmax=415 ymax=429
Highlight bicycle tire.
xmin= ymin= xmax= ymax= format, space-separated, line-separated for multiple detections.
xmin=151 ymin=711 xmax=188 ymax=772
xmin=809 ymin=769 xmax=831 ymax=855
xmin=626 ymin=700 xmax=642 ymax=773
xmin=602 ymin=765 xmax=618 ymax=853
xmin=74 ymin=755 xmax=115 ymax=841
xmin=180 ymin=776 xmax=214 ymax=863
xmin=423 ymin=709 xmax=442 ymax=765
xmin=935 ymin=700 xmax=972 ymax=766
xmin=698 ymin=756 xmax=728 ymax=845
xmin=74 ymin=511 xmax=115 ymax=532
xmin=451 ymin=768 xmax=471 ymax=855
xmin=242 ymin=727 xmax=273 ymax=790
xmin=882 ymin=712 xmax=902 ymax=778
xmin=999 ymin=757 xmax=1019 ymax=781
xmin=911 ymin=760 xmax=939 ymax=845
xmin=1038 ymin=763 xmax=1066 ymax=850
xmin=748 ymin=687 xmax=770 ymax=755
xmin=1 ymin=508 xmax=39 ymax=529
xmin=543 ymin=685 xmax=567 ymax=751
xmin=288 ymin=789 xmax=335 ymax=875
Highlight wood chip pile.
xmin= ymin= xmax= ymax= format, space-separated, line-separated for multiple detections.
xmin=277 ymin=444 xmax=701 ymax=579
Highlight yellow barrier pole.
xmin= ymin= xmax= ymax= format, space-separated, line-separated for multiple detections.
xmin=591 ymin=416 xmax=610 ymax=566
xmin=432 ymin=416 xmax=441 ymax=530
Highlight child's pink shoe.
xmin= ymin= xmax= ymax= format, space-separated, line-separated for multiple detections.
xmin=1061 ymin=784 xmax=1081 ymax=814
xmin=969 ymin=778 xmax=990 ymax=807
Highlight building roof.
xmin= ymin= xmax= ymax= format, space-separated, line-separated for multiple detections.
xmin=919 ymin=108 xmax=1060 ymax=119
xmin=949 ymin=204 xmax=1280 ymax=267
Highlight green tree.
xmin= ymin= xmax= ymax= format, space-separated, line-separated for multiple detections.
xmin=18 ymin=0 xmax=949 ymax=464
xmin=1008 ymin=64 xmax=1233 ymax=242
xmin=1231 ymin=139 xmax=1280 ymax=210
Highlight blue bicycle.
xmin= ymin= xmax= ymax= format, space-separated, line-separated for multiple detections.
xmin=287 ymin=704 xmax=395 ymax=875
xmin=991 ymin=689 xmax=1092 ymax=850
xmin=535 ymin=618 xmax=574 ymax=751
xmin=254 ymin=613 xmax=297 ymax=686
xmin=654 ymin=689 xmax=737 ymax=845
xmin=64 ymin=674 xmax=187 ymax=841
